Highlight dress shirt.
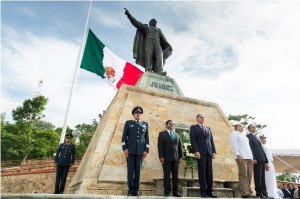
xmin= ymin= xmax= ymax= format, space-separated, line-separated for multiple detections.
xmin=262 ymin=144 xmax=273 ymax=162
xmin=230 ymin=130 xmax=253 ymax=159
xmin=277 ymin=188 xmax=284 ymax=198
xmin=166 ymin=129 xmax=173 ymax=136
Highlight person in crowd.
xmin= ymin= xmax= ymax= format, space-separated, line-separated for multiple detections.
xmin=260 ymin=134 xmax=281 ymax=198
xmin=121 ymin=106 xmax=150 ymax=196
xmin=247 ymin=124 xmax=269 ymax=198
xmin=230 ymin=123 xmax=254 ymax=198
xmin=277 ymin=184 xmax=285 ymax=198
xmin=289 ymin=183 xmax=295 ymax=198
xmin=293 ymin=184 xmax=299 ymax=199
xmin=158 ymin=120 xmax=183 ymax=197
xmin=282 ymin=183 xmax=292 ymax=198
xmin=190 ymin=114 xmax=217 ymax=198
xmin=54 ymin=133 xmax=76 ymax=194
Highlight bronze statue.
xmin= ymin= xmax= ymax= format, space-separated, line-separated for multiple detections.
xmin=125 ymin=8 xmax=173 ymax=76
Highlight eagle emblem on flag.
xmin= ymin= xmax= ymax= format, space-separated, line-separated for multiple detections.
xmin=105 ymin=66 xmax=116 ymax=82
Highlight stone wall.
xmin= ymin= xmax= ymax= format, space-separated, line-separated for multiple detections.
xmin=1 ymin=158 xmax=79 ymax=194
xmin=1 ymin=171 xmax=76 ymax=194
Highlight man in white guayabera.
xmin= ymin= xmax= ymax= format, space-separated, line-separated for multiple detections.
xmin=230 ymin=123 xmax=255 ymax=198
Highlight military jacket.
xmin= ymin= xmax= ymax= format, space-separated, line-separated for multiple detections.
xmin=55 ymin=143 xmax=76 ymax=166
xmin=122 ymin=120 xmax=150 ymax=155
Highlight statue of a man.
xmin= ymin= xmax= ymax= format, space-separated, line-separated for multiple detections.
xmin=125 ymin=9 xmax=173 ymax=76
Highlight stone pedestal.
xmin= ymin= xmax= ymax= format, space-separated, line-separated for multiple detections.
xmin=69 ymin=73 xmax=238 ymax=195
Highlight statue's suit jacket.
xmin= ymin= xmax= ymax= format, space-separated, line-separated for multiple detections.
xmin=157 ymin=130 xmax=183 ymax=161
xmin=190 ymin=124 xmax=216 ymax=156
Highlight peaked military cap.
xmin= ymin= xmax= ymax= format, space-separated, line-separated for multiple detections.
xmin=132 ymin=106 xmax=143 ymax=115
xmin=65 ymin=133 xmax=73 ymax=138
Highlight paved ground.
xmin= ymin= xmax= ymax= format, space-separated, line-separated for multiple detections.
xmin=1 ymin=194 xmax=240 ymax=199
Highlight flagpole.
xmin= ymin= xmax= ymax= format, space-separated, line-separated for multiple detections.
xmin=59 ymin=0 xmax=93 ymax=144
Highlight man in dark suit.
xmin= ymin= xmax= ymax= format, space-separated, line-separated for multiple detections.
xmin=190 ymin=114 xmax=217 ymax=198
xmin=282 ymin=183 xmax=292 ymax=198
xmin=288 ymin=183 xmax=295 ymax=198
xmin=54 ymin=133 xmax=76 ymax=194
xmin=158 ymin=120 xmax=183 ymax=197
xmin=247 ymin=124 xmax=269 ymax=198
xmin=122 ymin=106 xmax=150 ymax=196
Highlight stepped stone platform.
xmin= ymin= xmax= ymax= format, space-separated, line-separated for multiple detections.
xmin=153 ymin=178 xmax=239 ymax=198
xmin=1 ymin=194 xmax=243 ymax=199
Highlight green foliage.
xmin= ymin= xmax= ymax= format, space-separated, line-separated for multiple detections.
xmin=12 ymin=96 xmax=48 ymax=122
xmin=228 ymin=114 xmax=267 ymax=135
xmin=277 ymin=173 xmax=293 ymax=182
xmin=1 ymin=96 xmax=58 ymax=161
xmin=55 ymin=126 xmax=74 ymax=135
xmin=1 ymin=96 xmax=103 ymax=161
xmin=178 ymin=129 xmax=197 ymax=170
xmin=75 ymin=120 xmax=98 ymax=157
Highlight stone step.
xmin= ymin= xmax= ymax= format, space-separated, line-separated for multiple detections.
xmin=153 ymin=178 xmax=226 ymax=188
xmin=182 ymin=187 xmax=235 ymax=198
xmin=1 ymin=193 xmax=244 ymax=199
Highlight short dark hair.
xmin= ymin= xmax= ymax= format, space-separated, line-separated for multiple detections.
xmin=165 ymin=120 xmax=173 ymax=125
xmin=196 ymin=114 xmax=204 ymax=118
xmin=234 ymin=124 xmax=241 ymax=130
xmin=247 ymin=124 xmax=254 ymax=130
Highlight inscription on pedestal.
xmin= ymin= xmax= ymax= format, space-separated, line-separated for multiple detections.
xmin=135 ymin=72 xmax=185 ymax=96
xmin=149 ymin=81 xmax=174 ymax=92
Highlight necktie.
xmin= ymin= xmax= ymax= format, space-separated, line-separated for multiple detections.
xmin=201 ymin=125 xmax=206 ymax=136
xmin=170 ymin=131 xmax=174 ymax=141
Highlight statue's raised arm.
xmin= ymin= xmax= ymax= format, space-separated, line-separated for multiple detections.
xmin=124 ymin=9 xmax=172 ymax=76
xmin=124 ymin=8 xmax=147 ymax=31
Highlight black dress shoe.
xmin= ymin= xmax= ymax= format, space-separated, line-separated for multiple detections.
xmin=201 ymin=192 xmax=208 ymax=197
xmin=242 ymin=195 xmax=253 ymax=198
xmin=256 ymin=195 xmax=266 ymax=198
xmin=207 ymin=193 xmax=218 ymax=198
xmin=164 ymin=193 xmax=170 ymax=197
xmin=173 ymin=192 xmax=182 ymax=197
xmin=127 ymin=193 xmax=135 ymax=196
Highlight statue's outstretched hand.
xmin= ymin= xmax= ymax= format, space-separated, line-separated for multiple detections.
xmin=124 ymin=8 xmax=130 ymax=16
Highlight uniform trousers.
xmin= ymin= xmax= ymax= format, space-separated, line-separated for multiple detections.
xmin=127 ymin=154 xmax=143 ymax=195
xmin=54 ymin=166 xmax=70 ymax=194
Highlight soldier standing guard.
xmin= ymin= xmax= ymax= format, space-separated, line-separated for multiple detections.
xmin=122 ymin=106 xmax=150 ymax=196
xmin=53 ymin=133 xmax=76 ymax=194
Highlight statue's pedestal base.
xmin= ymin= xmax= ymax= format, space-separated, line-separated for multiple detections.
xmin=69 ymin=73 xmax=238 ymax=195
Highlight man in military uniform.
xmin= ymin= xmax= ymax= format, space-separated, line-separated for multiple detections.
xmin=53 ymin=133 xmax=76 ymax=194
xmin=122 ymin=106 xmax=150 ymax=196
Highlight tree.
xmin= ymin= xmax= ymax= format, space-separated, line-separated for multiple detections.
xmin=1 ymin=113 xmax=27 ymax=160
xmin=75 ymin=120 xmax=98 ymax=157
xmin=12 ymin=96 xmax=48 ymax=122
xmin=1 ymin=96 xmax=63 ymax=162
xmin=10 ymin=96 xmax=49 ymax=162
xmin=228 ymin=114 xmax=267 ymax=135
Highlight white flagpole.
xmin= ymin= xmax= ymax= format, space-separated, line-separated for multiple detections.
xmin=59 ymin=0 xmax=93 ymax=144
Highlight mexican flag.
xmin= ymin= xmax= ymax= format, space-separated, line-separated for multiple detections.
xmin=80 ymin=29 xmax=144 ymax=89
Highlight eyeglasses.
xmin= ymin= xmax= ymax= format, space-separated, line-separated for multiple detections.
xmin=168 ymin=123 xmax=175 ymax=125
xmin=134 ymin=111 xmax=142 ymax=114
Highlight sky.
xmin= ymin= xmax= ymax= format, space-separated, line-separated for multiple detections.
xmin=1 ymin=1 xmax=300 ymax=149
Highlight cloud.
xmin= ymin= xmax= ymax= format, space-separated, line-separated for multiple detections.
xmin=1 ymin=26 xmax=115 ymax=128
xmin=161 ymin=1 xmax=300 ymax=149
xmin=2 ymin=1 xmax=300 ymax=149
xmin=91 ymin=7 xmax=130 ymax=30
